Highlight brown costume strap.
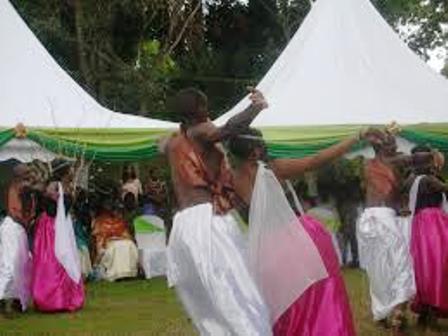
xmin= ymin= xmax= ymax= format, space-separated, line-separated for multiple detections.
xmin=182 ymin=132 xmax=234 ymax=214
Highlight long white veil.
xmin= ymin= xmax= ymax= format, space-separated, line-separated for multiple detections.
xmin=248 ymin=162 xmax=328 ymax=324
xmin=55 ymin=183 xmax=81 ymax=284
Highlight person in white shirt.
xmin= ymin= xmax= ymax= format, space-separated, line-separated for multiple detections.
xmin=121 ymin=165 xmax=143 ymax=202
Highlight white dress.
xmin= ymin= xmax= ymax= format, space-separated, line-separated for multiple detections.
xmin=167 ymin=203 xmax=272 ymax=336
xmin=357 ymin=207 xmax=415 ymax=320
xmin=0 ymin=216 xmax=32 ymax=310
xmin=98 ymin=239 xmax=138 ymax=282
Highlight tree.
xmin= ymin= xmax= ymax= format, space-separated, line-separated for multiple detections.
xmin=10 ymin=0 xmax=447 ymax=121
xmin=373 ymin=0 xmax=448 ymax=60
xmin=11 ymin=0 xmax=201 ymax=120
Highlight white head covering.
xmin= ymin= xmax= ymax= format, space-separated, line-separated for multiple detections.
xmin=0 ymin=216 xmax=32 ymax=311
xmin=248 ymin=162 xmax=328 ymax=323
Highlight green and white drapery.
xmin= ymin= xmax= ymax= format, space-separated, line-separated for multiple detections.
xmin=0 ymin=124 xmax=446 ymax=162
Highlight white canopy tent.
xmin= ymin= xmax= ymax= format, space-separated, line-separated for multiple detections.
xmin=0 ymin=0 xmax=175 ymax=162
xmin=216 ymin=0 xmax=448 ymax=128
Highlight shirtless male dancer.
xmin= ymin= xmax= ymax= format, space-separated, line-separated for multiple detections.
xmin=161 ymin=88 xmax=271 ymax=335
xmin=358 ymin=131 xmax=435 ymax=331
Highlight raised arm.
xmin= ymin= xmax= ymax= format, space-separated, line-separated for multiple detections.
xmin=271 ymin=132 xmax=367 ymax=180
xmin=189 ymin=88 xmax=268 ymax=143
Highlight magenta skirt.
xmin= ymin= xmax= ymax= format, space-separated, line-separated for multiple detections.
xmin=273 ymin=215 xmax=356 ymax=336
xmin=32 ymin=213 xmax=85 ymax=312
xmin=411 ymin=207 xmax=448 ymax=317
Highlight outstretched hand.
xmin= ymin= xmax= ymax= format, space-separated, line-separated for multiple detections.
xmin=248 ymin=87 xmax=268 ymax=111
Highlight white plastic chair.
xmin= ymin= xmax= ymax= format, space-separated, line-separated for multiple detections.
xmin=133 ymin=215 xmax=167 ymax=279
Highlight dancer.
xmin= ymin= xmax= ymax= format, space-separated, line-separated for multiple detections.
xmin=161 ymin=88 xmax=271 ymax=335
xmin=406 ymin=145 xmax=448 ymax=327
xmin=0 ymin=165 xmax=35 ymax=314
xmin=227 ymin=127 xmax=369 ymax=335
xmin=32 ymin=159 xmax=84 ymax=312
xmin=357 ymin=131 xmax=435 ymax=329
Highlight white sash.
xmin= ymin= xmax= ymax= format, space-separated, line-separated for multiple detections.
xmin=55 ymin=183 xmax=81 ymax=283
xmin=443 ymin=193 xmax=448 ymax=214
xmin=248 ymin=163 xmax=328 ymax=324
xmin=408 ymin=175 xmax=425 ymax=223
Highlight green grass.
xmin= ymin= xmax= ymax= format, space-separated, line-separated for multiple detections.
xmin=0 ymin=270 xmax=447 ymax=335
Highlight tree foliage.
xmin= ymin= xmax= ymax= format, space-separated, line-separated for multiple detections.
xmin=10 ymin=0 xmax=448 ymax=120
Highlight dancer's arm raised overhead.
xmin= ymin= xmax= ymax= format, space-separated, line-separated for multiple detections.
xmin=188 ymin=87 xmax=268 ymax=143
xmin=271 ymin=129 xmax=379 ymax=180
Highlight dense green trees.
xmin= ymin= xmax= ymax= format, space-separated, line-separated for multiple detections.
xmin=10 ymin=0 xmax=448 ymax=122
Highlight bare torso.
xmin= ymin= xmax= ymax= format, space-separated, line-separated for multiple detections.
xmin=364 ymin=157 xmax=400 ymax=210
xmin=167 ymin=124 xmax=231 ymax=212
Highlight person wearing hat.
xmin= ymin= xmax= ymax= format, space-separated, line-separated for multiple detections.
xmin=32 ymin=159 xmax=84 ymax=312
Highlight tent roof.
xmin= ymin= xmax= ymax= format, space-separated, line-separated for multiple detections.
xmin=0 ymin=0 xmax=176 ymax=129
xmin=216 ymin=0 xmax=448 ymax=127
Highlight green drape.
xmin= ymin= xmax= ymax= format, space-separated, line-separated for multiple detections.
xmin=261 ymin=125 xmax=365 ymax=158
xmin=0 ymin=129 xmax=14 ymax=148
xmin=0 ymin=128 xmax=173 ymax=162
xmin=262 ymin=124 xmax=448 ymax=158
xmin=0 ymin=123 xmax=446 ymax=161
xmin=400 ymin=124 xmax=448 ymax=153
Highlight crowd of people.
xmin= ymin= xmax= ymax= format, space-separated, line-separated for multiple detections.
xmin=0 ymin=160 xmax=166 ymax=316
xmin=0 ymin=87 xmax=447 ymax=336
xmin=161 ymin=87 xmax=448 ymax=335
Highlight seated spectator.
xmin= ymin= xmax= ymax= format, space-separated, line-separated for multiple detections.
xmin=142 ymin=178 xmax=167 ymax=216
xmin=92 ymin=182 xmax=138 ymax=282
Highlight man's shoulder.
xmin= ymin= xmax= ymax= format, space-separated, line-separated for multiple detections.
xmin=167 ymin=131 xmax=185 ymax=148
xmin=187 ymin=121 xmax=218 ymax=140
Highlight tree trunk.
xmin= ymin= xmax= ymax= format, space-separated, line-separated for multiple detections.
xmin=73 ymin=0 xmax=93 ymax=89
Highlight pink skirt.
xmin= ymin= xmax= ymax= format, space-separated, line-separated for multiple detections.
xmin=32 ymin=213 xmax=85 ymax=312
xmin=411 ymin=207 xmax=448 ymax=317
xmin=274 ymin=215 xmax=356 ymax=336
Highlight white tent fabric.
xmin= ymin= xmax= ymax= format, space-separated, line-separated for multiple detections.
xmin=0 ymin=0 xmax=175 ymax=129
xmin=216 ymin=0 xmax=448 ymax=127
xmin=0 ymin=138 xmax=56 ymax=163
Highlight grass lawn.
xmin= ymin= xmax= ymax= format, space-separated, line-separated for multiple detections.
xmin=0 ymin=269 xmax=447 ymax=335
